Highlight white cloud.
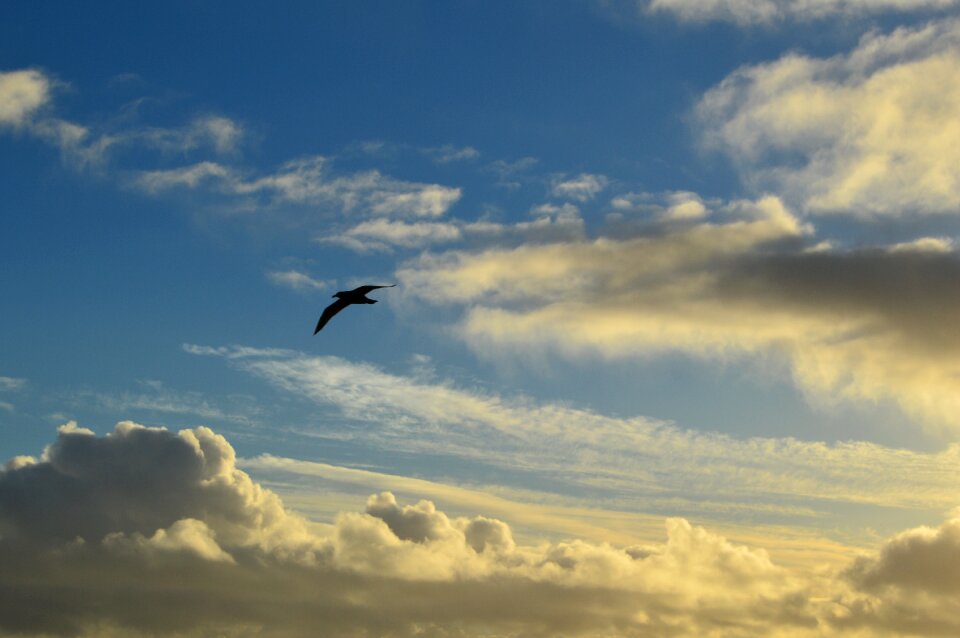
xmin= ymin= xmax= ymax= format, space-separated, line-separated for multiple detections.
xmin=551 ymin=172 xmax=609 ymax=201
xmin=699 ymin=19 xmax=960 ymax=216
xmin=266 ymin=269 xmax=331 ymax=292
xmin=0 ymin=69 xmax=51 ymax=126
xmin=642 ymin=0 xmax=960 ymax=25
xmin=323 ymin=219 xmax=463 ymax=252
xmin=137 ymin=156 xmax=462 ymax=218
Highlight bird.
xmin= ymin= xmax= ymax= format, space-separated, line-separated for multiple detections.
xmin=313 ymin=284 xmax=397 ymax=334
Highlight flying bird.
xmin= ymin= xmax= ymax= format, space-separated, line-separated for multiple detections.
xmin=313 ymin=284 xmax=397 ymax=334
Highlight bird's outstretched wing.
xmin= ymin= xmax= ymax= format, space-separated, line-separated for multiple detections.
xmin=350 ymin=284 xmax=397 ymax=295
xmin=314 ymin=298 xmax=350 ymax=334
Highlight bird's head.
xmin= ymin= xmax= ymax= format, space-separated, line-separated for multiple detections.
xmin=333 ymin=292 xmax=344 ymax=298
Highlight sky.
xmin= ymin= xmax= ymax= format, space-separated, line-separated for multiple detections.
xmin=3 ymin=1 xmax=960 ymax=636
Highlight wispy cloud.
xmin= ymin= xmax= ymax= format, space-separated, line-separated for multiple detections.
xmin=137 ymin=156 xmax=462 ymax=218
xmin=0 ymin=376 xmax=26 ymax=393
xmin=321 ymin=219 xmax=464 ymax=252
xmin=551 ymin=173 xmax=609 ymax=202
xmin=72 ymin=381 xmax=259 ymax=426
xmin=0 ymin=69 xmax=246 ymax=170
xmin=186 ymin=344 xmax=960 ymax=544
xmin=266 ymin=270 xmax=331 ymax=292
xmin=633 ymin=0 xmax=960 ymax=25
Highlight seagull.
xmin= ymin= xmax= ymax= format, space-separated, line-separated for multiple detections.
xmin=313 ymin=284 xmax=397 ymax=334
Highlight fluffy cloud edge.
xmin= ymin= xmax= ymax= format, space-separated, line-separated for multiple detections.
xmin=4 ymin=421 xmax=960 ymax=636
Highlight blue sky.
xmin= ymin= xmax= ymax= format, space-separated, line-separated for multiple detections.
xmin=4 ymin=2 xmax=960 ymax=636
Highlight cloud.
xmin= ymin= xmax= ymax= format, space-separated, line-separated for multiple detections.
xmin=423 ymin=144 xmax=480 ymax=164
xmin=699 ymin=19 xmax=960 ymax=216
xmin=0 ymin=69 xmax=244 ymax=169
xmin=0 ymin=422 xmax=819 ymax=636
xmin=0 ymin=376 xmax=25 ymax=392
xmin=137 ymin=156 xmax=462 ymax=218
xmin=322 ymin=218 xmax=464 ymax=252
xmin=6 ymin=422 xmax=960 ymax=636
xmin=0 ymin=69 xmax=51 ymax=127
xmin=485 ymin=156 xmax=539 ymax=189
xmin=639 ymin=0 xmax=960 ymax=25
xmin=887 ymin=236 xmax=955 ymax=253
xmin=321 ymin=202 xmax=586 ymax=253
xmin=137 ymin=115 xmax=245 ymax=155
xmin=74 ymin=382 xmax=259 ymax=426
xmin=266 ymin=269 xmax=331 ymax=292
xmin=395 ymin=194 xmax=960 ymax=432
xmin=189 ymin=345 xmax=960 ymax=543
xmin=825 ymin=515 xmax=960 ymax=635
xmin=551 ymin=173 xmax=609 ymax=201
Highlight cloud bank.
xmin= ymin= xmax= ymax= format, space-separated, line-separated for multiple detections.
xmin=394 ymin=192 xmax=960 ymax=433
xmin=3 ymin=422 xmax=960 ymax=637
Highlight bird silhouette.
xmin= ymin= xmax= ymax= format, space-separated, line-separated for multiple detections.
xmin=314 ymin=284 xmax=397 ymax=334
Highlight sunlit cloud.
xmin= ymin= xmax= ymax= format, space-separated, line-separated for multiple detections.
xmin=1 ymin=422 xmax=957 ymax=636
xmin=396 ymin=195 xmax=960 ymax=432
xmin=699 ymin=18 xmax=960 ymax=216
xmin=137 ymin=156 xmax=462 ymax=218
xmin=0 ymin=69 xmax=245 ymax=169
xmin=0 ymin=69 xmax=51 ymax=126
xmin=186 ymin=344 xmax=960 ymax=539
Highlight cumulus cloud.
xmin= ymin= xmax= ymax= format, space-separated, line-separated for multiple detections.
xmin=699 ymin=19 xmax=960 ymax=216
xmin=640 ymin=0 xmax=960 ymax=25
xmin=396 ymin=195 xmax=960 ymax=432
xmin=0 ymin=422 xmax=792 ymax=636
xmin=0 ymin=69 xmax=51 ymax=127
xmin=4 ymin=422 xmax=960 ymax=636
xmin=824 ymin=515 xmax=960 ymax=635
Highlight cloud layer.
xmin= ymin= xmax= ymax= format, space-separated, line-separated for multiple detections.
xmin=4 ymin=422 xmax=960 ymax=636
xmin=396 ymin=194 xmax=960 ymax=432
xmin=187 ymin=344 xmax=960 ymax=550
